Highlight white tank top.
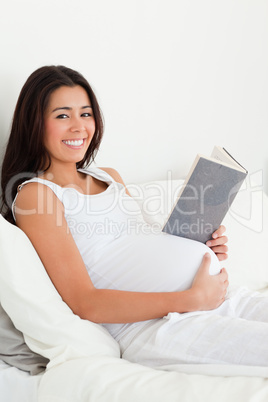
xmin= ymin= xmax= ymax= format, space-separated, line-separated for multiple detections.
xmin=12 ymin=167 xmax=220 ymax=340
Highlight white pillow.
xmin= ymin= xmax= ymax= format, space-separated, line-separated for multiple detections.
xmin=130 ymin=178 xmax=268 ymax=290
xmin=0 ymin=215 xmax=120 ymax=369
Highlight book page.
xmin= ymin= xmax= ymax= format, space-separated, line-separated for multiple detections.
xmin=211 ymin=146 xmax=246 ymax=172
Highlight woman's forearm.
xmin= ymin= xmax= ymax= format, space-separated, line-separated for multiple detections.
xmin=74 ymin=287 xmax=200 ymax=323
xmin=72 ymin=254 xmax=228 ymax=324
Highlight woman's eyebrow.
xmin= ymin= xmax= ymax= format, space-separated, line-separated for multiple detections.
xmin=52 ymin=105 xmax=92 ymax=113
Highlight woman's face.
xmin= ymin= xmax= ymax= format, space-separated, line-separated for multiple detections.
xmin=44 ymin=85 xmax=95 ymax=167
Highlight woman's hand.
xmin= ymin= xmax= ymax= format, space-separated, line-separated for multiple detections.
xmin=206 ymin=225 xmax=228 ymax=261
xmin=191 ymin=253 xmax=229 ymax=311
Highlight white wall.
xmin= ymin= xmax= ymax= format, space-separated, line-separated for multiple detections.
xmin=0 ymin=0 xmax=267 ymax=192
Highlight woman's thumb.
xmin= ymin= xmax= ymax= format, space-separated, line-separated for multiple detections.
xmin=200 ymin=252 xmax=211 ymax=271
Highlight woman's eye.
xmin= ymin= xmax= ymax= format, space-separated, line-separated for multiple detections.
xmin=81 ymin=112 xmax=92 ymax=117
xmin=56 ymin=114 xmax=69 ymax=119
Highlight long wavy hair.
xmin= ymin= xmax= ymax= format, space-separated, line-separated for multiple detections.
xmin=0 ymin=65 xmax=104 ymax=224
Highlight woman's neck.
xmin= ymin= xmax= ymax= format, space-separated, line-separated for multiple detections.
xmin=40 ymin=162 xmax=86 ymax=188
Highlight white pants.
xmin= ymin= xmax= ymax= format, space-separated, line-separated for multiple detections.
xmin=119 ymin=287 xmax=268 ymax=367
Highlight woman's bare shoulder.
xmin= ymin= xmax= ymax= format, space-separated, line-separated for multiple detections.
xmin=15 ymin=181 xmax=64 ymax=222
xmin=99 ymin=167 xmax=131 ymax=196
xmin=99 ymin=167 xmax=122 ymax=181
xmin=99 ymin=167 xmax=124 ymax=182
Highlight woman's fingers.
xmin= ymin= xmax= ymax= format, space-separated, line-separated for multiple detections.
xmin=206 ymin=236 xmax=228 ymax=248
xmin=206 ymin=226 xmax=228 ymax=261
xmin=212 ymin=225 xmax=226 ymax=238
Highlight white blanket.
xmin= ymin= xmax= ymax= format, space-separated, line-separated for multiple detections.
xmin=38 ymin=357 xmax=268 ymax=402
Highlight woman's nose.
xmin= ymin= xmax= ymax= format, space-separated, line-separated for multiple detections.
xmin=70 ymin=117 xmax=85 ymax=132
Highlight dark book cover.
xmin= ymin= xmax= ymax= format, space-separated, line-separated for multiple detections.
xmin=162 ymin=157 xmax=247 ymax=243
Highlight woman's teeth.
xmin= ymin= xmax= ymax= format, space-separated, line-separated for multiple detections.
xmin=63 ymin=139 xmax=83 ymax=146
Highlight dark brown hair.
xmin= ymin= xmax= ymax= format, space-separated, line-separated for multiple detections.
xmin=0 ymin=65 xmax=104 ymax=223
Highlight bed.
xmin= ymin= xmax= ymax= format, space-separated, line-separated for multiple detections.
xmin=1 ymin=176 xmax=268 ymax=402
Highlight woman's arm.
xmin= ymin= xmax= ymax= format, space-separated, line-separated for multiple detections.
xmin=15 ymin=183 xmax=228 ymax=324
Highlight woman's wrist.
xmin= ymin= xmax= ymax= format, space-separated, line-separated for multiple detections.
xmin=173 ymin=288 xmax=201 ymax=314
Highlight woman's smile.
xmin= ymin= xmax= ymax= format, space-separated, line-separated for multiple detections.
xmin=62 ymin=138 xmax=86 ymax=148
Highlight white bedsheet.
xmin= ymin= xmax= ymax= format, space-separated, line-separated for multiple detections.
xmin=0 ymin=359 xmax=41 ymax=402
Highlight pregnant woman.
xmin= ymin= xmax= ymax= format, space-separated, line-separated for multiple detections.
xmin=1 ymin=65 xmax=268 ymax=368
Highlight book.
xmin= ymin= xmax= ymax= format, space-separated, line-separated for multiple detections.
xmin=162 ymin=146 xmax=248 ymax=243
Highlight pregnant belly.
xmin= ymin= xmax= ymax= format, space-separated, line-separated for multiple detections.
xmin=86 ymin=231 xmax=221 ymax=293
